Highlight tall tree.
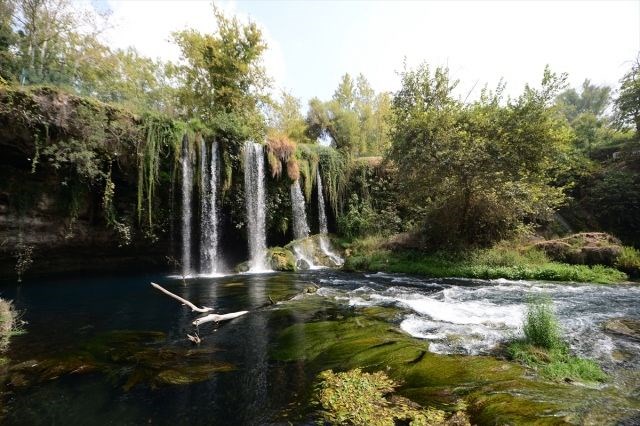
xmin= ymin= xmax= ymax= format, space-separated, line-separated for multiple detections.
xmin=614 ymin=56 xmax=640 ymax=137
xmin=171 ymin=6 xmax=270 ymax=140
xmin=389 ymin=64 xmax=571 ymax=246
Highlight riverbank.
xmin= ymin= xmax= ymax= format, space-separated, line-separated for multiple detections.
xmin=342 ymin=236 xmax=630 ymax=284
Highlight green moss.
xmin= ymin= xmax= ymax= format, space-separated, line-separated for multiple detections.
xmin=271 ymin=306 xmax=634 ymax=425
xmin=267 ymin=247 xmax=296 ymax=271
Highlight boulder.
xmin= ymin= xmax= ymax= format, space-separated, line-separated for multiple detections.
xmin=533 ymin=233 xmax=622 ymax=266
xmin=266 ymin=247 xmax=296 ymax=271
xmin=603 ymin=318 xmax=640 ymax=342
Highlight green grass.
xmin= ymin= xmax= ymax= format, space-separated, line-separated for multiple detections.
xmin=343 ymin=238 xmax=628 ymax=284
xmin=507 ymin=341 xmax=607 ymax=383
xmin=616 ymin=246 xmax=640 ymax=277
xmin=506 ymin=299 xmax=607 ymax=384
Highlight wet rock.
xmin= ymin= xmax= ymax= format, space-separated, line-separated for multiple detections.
xmin=603 ymin=318 xmax=640 ymax=341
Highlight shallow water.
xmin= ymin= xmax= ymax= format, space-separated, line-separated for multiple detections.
xmin=1 ymin=271 xmax=639 ymax=425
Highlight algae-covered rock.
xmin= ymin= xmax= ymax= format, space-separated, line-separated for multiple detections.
xmin=271 ymin=311 xmax=639 ymax=425
xmin=267 ymin=247 xmax=296 ymax=271
xmin=4 ymin=330 xmax=235 ymax=391
xmin=603 ymin=318 xmax=640 ymax=341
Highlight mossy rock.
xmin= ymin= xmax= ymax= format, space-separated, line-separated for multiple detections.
xmin=271 ymin=311 xmax=638 ymax=424
xmin=267 ymin=247 xmax=296 ymax=271
xmin=533 ymin=233 xmax=622 ymax=266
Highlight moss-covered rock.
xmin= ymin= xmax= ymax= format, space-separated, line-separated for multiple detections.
xmin=267 ymin=247 xmax=297 ymax=271
xmin=533 ymin=232 xmax=622 ymax=266
xmin=271 ymin=307 xmax=640 ymax=425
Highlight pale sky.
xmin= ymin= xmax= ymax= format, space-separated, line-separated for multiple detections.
xmin=99 ymin=0 xmax=640 ymax=104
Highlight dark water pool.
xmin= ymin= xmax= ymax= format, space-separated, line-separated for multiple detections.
xmin=1 ymin=271 xmax=639 ymax=425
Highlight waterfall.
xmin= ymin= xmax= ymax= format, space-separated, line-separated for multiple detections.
xmin=199 ymin=140 xmax=220 ymax=275
xmin=290 ymin=180 xmax=310 ymax=240
xmin=181 ymin=136 xmax=193 ymax=276
xmin=208 ymin=141 xmax=220 ymax=272
xmin=243 ymin=141 xmax=269 ymax=271
xmin=316 ymin=170 xmax=344 ymax=266
xmin=316 ymin=169 xmax=328 ymax=234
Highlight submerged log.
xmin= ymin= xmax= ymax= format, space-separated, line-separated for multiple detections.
xmin=151 ymin=282 xmax=213 ymax=313
xmin=192 ymin=311 xmax=249 ymax=327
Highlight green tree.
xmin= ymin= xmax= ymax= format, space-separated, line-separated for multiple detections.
xmin=268 ymin=90 xmax=309 ymax=143
xmin=171 ymin=6 xmax=270 ymax=141
xmin=614 ymin=56 xmax=640 ymax=137
xmin=556 ymin=79 xmax=611 ymax=122
xmin=0 ymin=0 xmax=18 ymax=82
xmin=305 ymin=73 xmax=391 ymax=156
xmin=389 ymin=64 xmax=571 ymax=246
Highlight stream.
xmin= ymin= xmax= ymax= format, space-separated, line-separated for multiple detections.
xmin=1 ymin=271 xmax=639 ymax=425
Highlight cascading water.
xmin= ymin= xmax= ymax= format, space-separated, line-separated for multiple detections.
xmin=316 ymin=170 xmax=328 ymax=234
xmin=243 ymin=141 xmax=269 ymax=271
xmin=199 ymin=140 xmax=220 ymax=275
xmin=290 ymin=180 xmax=310 ymax=240
xmin=180 ymin=136 xmax=193 ymax=277
xmin=316 ymin=170 xmax=344 ymax=266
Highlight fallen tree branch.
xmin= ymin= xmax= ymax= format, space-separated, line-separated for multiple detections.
xmin=192 ymin=311 xmax=249 ymax=326
xmin=151 ymin=282 xmax=213 ymax=313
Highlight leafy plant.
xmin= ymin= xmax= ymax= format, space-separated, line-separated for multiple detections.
xmin=522 ymin=297 xmax=562 ymax=350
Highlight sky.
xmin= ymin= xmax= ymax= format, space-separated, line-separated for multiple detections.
xmin=99 ymin=0 xmax=640 ymax=105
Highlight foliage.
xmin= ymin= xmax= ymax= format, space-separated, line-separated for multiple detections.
xmin=507 ymin=341 xmax=607 ymax=383
xmin=556 ymin=79 xmax=611 ymax=122
xmin=136 ymin=114 xmax=183 ymax=229
xmin=344 ymin=237 xmax=628 ymax=284
xmin=505 ymin=298 xmax=607 ymax=384
xmin=267 ymin=90 xmax=309 ymax=143
xmin=522 ymin=298 xmax=562 ymax=350
xmin=388 ymin=64 xmax=571 ymax=247
xmin=306 ymin=73 xmax=392 ymax=156
xmin=614 ymin=56 xmax=640 ymax=135
xmin=583 ymin=169 xmax=640 ymax=244
xmin=616 ymin=246 xmax=640 ymax=276
xmin=315 ymin=368 xmax=467 ymax=426
xmin=171 ymin=6 xmax=269 ymax=143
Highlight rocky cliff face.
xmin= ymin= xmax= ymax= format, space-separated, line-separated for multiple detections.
xmin=0 ymin=87 xmax=174 ymax=281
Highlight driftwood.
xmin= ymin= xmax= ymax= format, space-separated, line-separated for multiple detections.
xmin=151 ymin=282 xmax=213 ymax=313
xmin=151 ymin=282 xmax=249 ymax=340
xmin=192 ymin=311 xmax=249 ymax=326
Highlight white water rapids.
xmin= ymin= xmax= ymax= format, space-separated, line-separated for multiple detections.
xmin=314 ymin=273 xmax=640 ymax=368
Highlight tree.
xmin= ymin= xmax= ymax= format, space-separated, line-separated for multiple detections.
xmin=0 ymin=0 xmax=18 ymax=82
xmin=305 ymin=73 xmax=391 ymax=156
xmin=171 ymin=6 xmax=270 ymax=141
xmin=556 ymin=79 xmax=611 ymax=122
xmin=389 ymin=64 xmax=571 ymax=246
xmin=614 ymin=56 xmax=640 ymax=137
xmin=267 ymin=90 xmax=309 ymax=143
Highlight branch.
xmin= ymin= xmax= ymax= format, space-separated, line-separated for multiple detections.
xmin=150 ymin=282 xmax=213 ymax=313
xmin=192 ymin=311 xmax=249 ymax=326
